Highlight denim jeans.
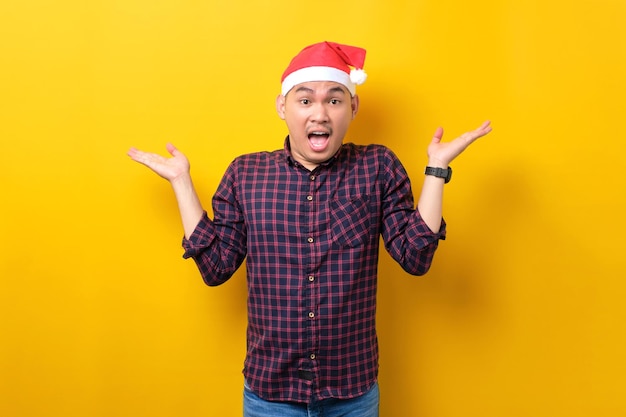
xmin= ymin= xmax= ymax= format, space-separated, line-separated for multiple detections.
xmin=243 ymin=381 xmax=379 ymax=417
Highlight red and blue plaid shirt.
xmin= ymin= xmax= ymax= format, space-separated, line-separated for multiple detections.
xmin=182 ymin=138 xmax=446 ymax=403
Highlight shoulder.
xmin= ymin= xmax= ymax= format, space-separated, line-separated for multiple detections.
xmin=341 ymin=143 xmax=402 ymax=166
xmin=228 ymin=148 xmax=285 ymax=170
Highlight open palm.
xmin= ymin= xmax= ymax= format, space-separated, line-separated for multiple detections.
xmin=427 ymin=121 xmax=492 ymax=167
xmin=127 ymin=143 xmax=190 ymax=182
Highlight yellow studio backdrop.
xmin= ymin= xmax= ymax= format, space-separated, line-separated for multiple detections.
xmin=1 ymin=0 xmax=625 ymax=415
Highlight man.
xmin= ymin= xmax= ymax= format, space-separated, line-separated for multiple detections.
xmin=128 ymin=41 xmax=491 ymax=417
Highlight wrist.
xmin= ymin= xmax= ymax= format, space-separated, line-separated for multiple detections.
xmin=425 ymin=166 xmax=452 ymax=183
xmin=170 ymin=172 xmax=194 ymax=192
xmin=427 ymin=158 xmax=449 ymax=169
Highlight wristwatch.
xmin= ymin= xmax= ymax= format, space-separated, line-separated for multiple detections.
xmin=425 ymin=166 xmax=452 ymax=183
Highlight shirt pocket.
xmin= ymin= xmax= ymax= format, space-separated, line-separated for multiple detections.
xmin=330 ymin=195 xmax=371 ymax=248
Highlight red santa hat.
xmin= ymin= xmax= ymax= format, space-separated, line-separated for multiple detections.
xmin=280 ymin=41 xmax=367 ymax=96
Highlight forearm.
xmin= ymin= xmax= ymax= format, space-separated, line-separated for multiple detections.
xmin=170 ymin=173 xmax=204 ymax=239
xmin=416 ymin=161 xmax=447 ymax=233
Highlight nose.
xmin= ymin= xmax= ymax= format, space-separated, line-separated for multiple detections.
xmin=310 ymin=102 xmax=329 ymax=123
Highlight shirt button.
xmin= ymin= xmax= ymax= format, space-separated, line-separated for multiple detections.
xmin=308 ymin=312 xmax=315 ymax=318
xmin=308 ymin=275 xmax=315 ymax=282
xmin=310 ymin=354 xmax=316 ymax=360
xmin=310 ymin=175 xmax=316 ymax=181
xmin=307 ymin=237 xmax=314 ymax=243
xmin=306 ymin=195 xmax=313 ymax=201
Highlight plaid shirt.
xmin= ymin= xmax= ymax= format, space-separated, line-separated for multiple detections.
xmin=182 ymin=138 xmax=446 ymax=403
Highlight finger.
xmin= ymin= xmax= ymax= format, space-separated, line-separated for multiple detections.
xmin=166 ymin=143 xmax=178 ymax=156
xmin=431 ymin=126 xmax=444 ymax=144
xmin=478 ymin=120 xmax=491 ymax=130
xmin=128 ymin=150 xmax=164 ymax=168
xmin=127 ymin=147 xmax=147 ymax=162
xmin=460 ymin=121 xmax=492 ymax=144
xmin=127 ymin=147 xmax=140 ymax=157
xmin=475 ymin=120 xmax=492 ymax=136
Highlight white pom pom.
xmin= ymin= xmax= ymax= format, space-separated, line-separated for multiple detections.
xmin=350 ymin=69 xmax=367 ymax=85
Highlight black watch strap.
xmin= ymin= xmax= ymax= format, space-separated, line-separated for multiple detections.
xmin=425 ymin=166 xmax=452 ymax=183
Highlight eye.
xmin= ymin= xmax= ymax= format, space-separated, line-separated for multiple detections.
xmin=330 ymin=98 xmax=341 ymax=105
xmin=300 ymin=98 xmax=310 ymax=105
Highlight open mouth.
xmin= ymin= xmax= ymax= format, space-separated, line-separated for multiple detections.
xmin=308 ymin=131 xmax=330 ymax=151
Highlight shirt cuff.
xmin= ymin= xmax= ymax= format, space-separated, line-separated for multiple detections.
xmin=181 ymin=211 xmax=216 ymax=259
xmin=406 ymin=216 xmax=447 ymax=247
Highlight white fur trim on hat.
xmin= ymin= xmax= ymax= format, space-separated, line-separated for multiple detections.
xmin=350 ymin=69 xmax=367 ymax=85
xmin=281 ymin=66 xmax=356 ymax=96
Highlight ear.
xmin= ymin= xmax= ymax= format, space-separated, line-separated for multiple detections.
xmin=351 ymin=94 xmax=360 ymax=119
xmin=276 ymin=94 xmax=286 ymax=120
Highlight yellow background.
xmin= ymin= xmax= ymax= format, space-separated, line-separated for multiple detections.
xmin=1 ymin=0 xmax=625 ymax=415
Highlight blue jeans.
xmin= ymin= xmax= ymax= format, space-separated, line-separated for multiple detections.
xmin=243 ymin=381 xmax=379 ymax=417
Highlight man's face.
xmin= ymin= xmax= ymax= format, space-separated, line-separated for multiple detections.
xmin=276 ymin=81 xmax=359 ymax=171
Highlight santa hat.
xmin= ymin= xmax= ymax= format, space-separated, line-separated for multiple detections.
xmin=280 ymin=41 xmax=367 ymax=96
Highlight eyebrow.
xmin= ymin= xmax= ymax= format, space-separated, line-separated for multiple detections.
xmin=293 ymin=85 xmax=348 ymax=95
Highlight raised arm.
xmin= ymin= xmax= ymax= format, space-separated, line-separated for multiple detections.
xmin=417 ymin=121 xmax=492 ymax=232
xmin=127 ymin=143 xmax=204 ymax=239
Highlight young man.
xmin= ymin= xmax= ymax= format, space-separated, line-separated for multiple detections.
xmin=128 ymin=41 xmax=491 ymax=417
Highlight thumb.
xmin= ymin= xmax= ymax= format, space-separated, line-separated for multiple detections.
xmin=166 ymin=143 xmax=179 ymax=157
xmin=431 ymin=127 xmax=444 ymax=144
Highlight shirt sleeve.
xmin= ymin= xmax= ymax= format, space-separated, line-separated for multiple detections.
xmin=380 ymin=148 xmax=446 ymax=276
xmin=181 ymin=161 xmax=247 ymax=286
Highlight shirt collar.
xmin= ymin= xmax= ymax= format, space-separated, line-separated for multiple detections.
xmin=283 ymin=136 xmax=344 ymax=170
